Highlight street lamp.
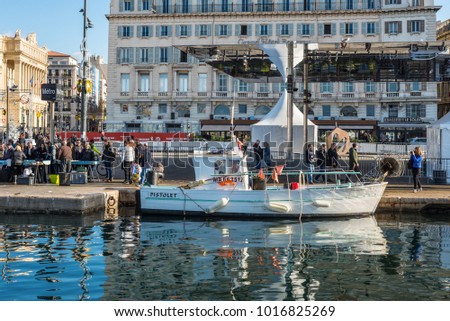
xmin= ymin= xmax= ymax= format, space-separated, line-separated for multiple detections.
xmin=6 ymin=84 xmax=18 ymax=141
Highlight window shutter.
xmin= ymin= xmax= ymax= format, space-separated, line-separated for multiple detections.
xmin=155 ymin=47 xmax=160 ymax=63
xmin=227 ymin=24 xmax=233 ymax=36
xmin=398 ymin=21 xmax=402 ymax=33
xmin=362 ymin=22 xmax=367 ymax=35
xmin=207 ymin=25 xmax=212 ymax=36
xmin=420 ymin=20 xmax=425 ymax=32
xmin=119 ymin=0 xmax=124 ymax=11
xmin=310 ymin=24 xmax=315 ymax=36
xmin=168 ymin=26 xmax=172 ymax=36
xmin=384 ymin=0 xmax=389 ymax=4
xmin=407 ymin=21 xmax=411 ymax=33
xmin=385 ymin=22 xmax=389 ymax=34
xmin=247 ymin=24 xmax=252 ymax=36
xmin=187 ymin=25 xmax=192 ymax=36
xmin=362 ymin=0 xmax=368 ymax=9
xmin=148 ymin=47 xmax=154 ymax=63
xmin=130 ymin=26 xmax=134 ymax=37
xmin=256 ymin=24 xmax=260 ymax=36
xmin=130 ymin=48 xmax=135 ymax=63
xmin=405 ymin=83 xmax=411 ymax=91
xmin=118 ymin=26 xmax=122 ymax=37
xmin=130 ymin=0 xmax=135 ymax=11
xmin=167 ymin=47 xmax=173 ymax=63
xmin=297 ymin=23 xmax=302 ymax=35
xmin=353 ymin=22 xmax=358 ymax=35
xmin=276 ymin=24 xmax=281 ymax=36
xmin=156 ymin=26 xmax=161 ymax=37
xmin=289 ymin=23 xmax=293 ymax=36
xmin=235 ymin=24 xmax=241 ymax=36
xmin=215 ymin=25 xmax=220 ymax=36
xmin=137 ymin=26 xmax=142 ymax=37
xmin=136 ymin=48 xmax=141 ymax=63
xmin=173 ymin=48 xmax=180 ymax=63
xmin=340 ymin=23 xmax=345 ymax=35
xmin=331 ymin=23 xmax=336 ymax=35
xmin=421 ymin=82 xmax=426 ymax=91
xmin=267 ymin=24 xmax=273 ymax=36
xmin=195 ymin=25 xmax=200 ymax=36
xmin=176 ymin=25 xmax=181 ymax=36
xmin=420 ymin=0 xmax=424 ymax=6
xmin=318 ymin=23 xmax=324 ymax=36
xmin=138 ymin=0 xmax=142 ymax=11
xmin=116 ymin=48 xmax=122 ymax=64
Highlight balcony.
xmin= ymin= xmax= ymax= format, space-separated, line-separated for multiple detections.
xmin=120 ymin=92 xmax=129 ymax=97
xmin=137 ymin=91 xmax=149 ymax=97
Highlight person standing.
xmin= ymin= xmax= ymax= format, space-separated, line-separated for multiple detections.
xmin=140 ymin=143 xmax=152 ymax=183
xmin=263 ymin=141 xmax=272 ymax=168
xmin=410 ymin=146 xmax=423 ymax=193
xmin=314 ymin=144 xmax=327 ymax=182
xmin=327 ymin=142 xmax=339 ymax=168
xmin=349 ymin=143 xmax=360 ymax=173
xmin=122 ymin=140 xmax=135 ymax=184
xmin=304 ymin=144 xmax=315 ymax=184
xmin=57 ymin=141 xmax=73 ymax=173
xmin=253 ymin=140 xmax=263 ymax=169
xmin=12 ymin=145 xmax=27 ymax=176
xmin=102 ymin=142 xmax=116 ymax=182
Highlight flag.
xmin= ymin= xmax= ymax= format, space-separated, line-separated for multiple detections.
xmin=271 ymin=165 xmax=284 ymax=183
xmin=258 ymin=168 xmax=265 ymax=180
xmin=29 ymin=76 xmax=34 ymax=88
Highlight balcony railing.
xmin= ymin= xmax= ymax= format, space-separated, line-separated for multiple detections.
xmin=149 ymin=1 xmax=381 ymax=15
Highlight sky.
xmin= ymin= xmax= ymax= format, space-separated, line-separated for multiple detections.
xmin=0 ymin=0 xmax=449 ymax=64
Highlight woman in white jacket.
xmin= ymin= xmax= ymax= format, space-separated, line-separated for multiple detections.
xmin=122 ymin=140 xmax=135 ymax=184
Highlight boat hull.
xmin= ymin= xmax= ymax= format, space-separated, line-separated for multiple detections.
xmin=139 ymin=182 xmax=388 ymax=219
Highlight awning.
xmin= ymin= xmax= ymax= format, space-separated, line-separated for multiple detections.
xmin=378 ymin=123 xmax=428 ymax=128
xmin=233 ymin=125 xmax=251 ymax=131
xmin=201 ymin=125 xmax=232 ymax=131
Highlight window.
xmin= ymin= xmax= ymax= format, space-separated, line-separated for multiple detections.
xmin=139 ymin=73 xmax=150 ymax=92
xmin=117 ymin=47 xmax=133 ymax=63
xmin=259 ymin=83 xmax=269 ymax=93
xmin=280 ymin=24 xmax=289 ymax=36
xmin=200 ymin=0 xmax=209 ymax=12
xmin=387 ymin=82 xmax=399 ymax=92
xmin=238 ymin=104 xmax=247 ymax=114
xmin=343 ymin=82 xmax=354 ymax=93
xmin=159 ymin=73 xmax=168 ymax=92
xmin=366 ymin=105 xmax=375 ymax=117
xmin=255 ymin=106 xmax=271 ymax=116
xmin=162 ymin=0 xmax=169 ymax=13
xmin=411 ymin=0 xmax=421 ymax=6
xmin=219 ymin=25 xmax=228 ymax=36
xmin=387 ymin=104 xmax=398 ymax=117
xmin=367 ymin=0 xmax=376 ymax=9
xmin=365 ymin=82 xmax=376 ymax=92
xmin=282 ymin=0 xmax=290 ymax=11
xmin=322 ymin=105 xmax=331 ymax=117
xmin=346 ymin=0 xmax=354 ymax=10
xmin=408 ymin=20 xmax=425 ymax=33
xmin=197 ymin=104 xmax=206 ymax=113
xmin=406 ymin=104 xmax=426 ymax=118
xmin=320 ymin=83 xmax=333 ymax=93
xmin=303 ymin=0 xmax=311 ymax=10
xmin=199 ymin=25 xmax=208 ymax=36
xmin=387 ymin=0 xmax=401 ymax=4
xmin=366 ymin=22 xmax=376 ymax=34
xmin=180 ymin=51 xmax=188 ymax=63
xmin=181 ymin=0 xmax=189 ymax=13
xmin=238 ymin=80 xmax=248 ymax=92
xmin=221 ymin=0 xmax=230 ymax=12
xmin=119 ymin=26 xmax=133 ymax=38
xmin=301 ymin=24 xmax=311 ymax=36
xmin=120 ymin=74 xmax=130 ymax=93
xmin=160 ymin=47 xmax=168 ymax=63
xmin=344 ymin=23 xmax=354 ymax=35
xmin=260 ymin=24 xmax=269 ymax=36
xmin=218 ymin=74 xmax=228 ymax=92
xmin=386 ymin=21 xmax=401 ymax=34
xmin=123 ymin=0 xmax=132 ymax=11
xmin=180 ymin=25 xmax=188 ymax=36
xmin=198 ymin=73 xmax=207 ymax=92
xmin=340 ymin=106 xmax=357 ymax=117
xmin=324 ymin=0 xmax=332 ymax=10
xmin=138 ymin=48 xmax=151 ymax=64
xmin=324 ymin=24 xmax=332 ymax=35
xmin=240 ymin=25 xmax=248 ymax=36
xmin=411 ymin=82 xmax=421 ymax=91
xmin=158 ymin=103 xmax=167 ymax=114
xmin=160 ymin=26 xmax=169 ymax=36
xmin=241 ymin=0 xmax=250 ymax=12
xmin=178 ymin=73 xmax=189 ymax=92
xmin=139 ymin=25 xmax=151 ymax=37
xmin=142 ymin=0 xmax=150 ymax=10
xmin=121 ymin=104 xmax=129 ymax=113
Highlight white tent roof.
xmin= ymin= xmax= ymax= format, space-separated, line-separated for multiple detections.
xmin=251 ymin=90 xmax=316 ymax=127
xmin=429 ymin=111 xmax=450 ymax=129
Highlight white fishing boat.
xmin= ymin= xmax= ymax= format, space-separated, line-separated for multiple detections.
xmin=139 ymin=147 xmax=387 ymax=218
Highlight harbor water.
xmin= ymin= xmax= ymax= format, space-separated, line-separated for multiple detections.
xmin=0 ymin=210 xmax=449 ymax=301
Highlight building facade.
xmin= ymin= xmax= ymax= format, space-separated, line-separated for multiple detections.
xmin=1 ymin=31 xmax=47 ymax=140
xmin=106 ymin=0 xmax=441 ymax=142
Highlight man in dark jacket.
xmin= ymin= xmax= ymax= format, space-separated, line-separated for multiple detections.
xmin=314 ymin=144 xmax=327 ymax=182
xmin=348 ymin=143 xmax=360 ymax=178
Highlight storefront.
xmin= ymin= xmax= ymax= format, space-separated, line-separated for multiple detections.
xmin=378 ymin=117 xmax=428 ymax=143
xmin=200 ymin=119 xmax=258 ymax=140
xmin=311 ymin=119 xmax=378 ymax=142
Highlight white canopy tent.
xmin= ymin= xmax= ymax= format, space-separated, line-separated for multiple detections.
xmin=426 ymin=112 xmax=450 ymax=183
xmin=250 ymin=90 xmax=318 ymax=154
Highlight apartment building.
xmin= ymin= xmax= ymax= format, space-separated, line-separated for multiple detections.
xmin=0 ymin=31 xmax=47 ymax=139
xmin=106 ymin=0 xmax=441 ymax=142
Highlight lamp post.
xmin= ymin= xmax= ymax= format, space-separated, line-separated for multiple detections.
xmin=80 ymin=0 xmax=93 ymax=140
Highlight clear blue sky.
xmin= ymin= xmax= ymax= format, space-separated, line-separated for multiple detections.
xmin=0 ymin=0 xmax=449 ymax=64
